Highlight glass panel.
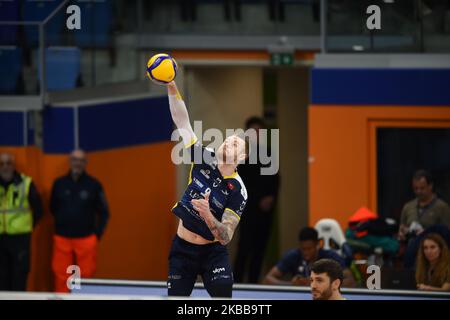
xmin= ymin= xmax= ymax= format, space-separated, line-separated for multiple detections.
xmin=326 ymin=0 xmax=421 ymax=53
xmin=377 ymin=127 xmax=450 ymax=220
xmin=0 ymin=24 xmax=39 ymax=96
xmin=326 ymin=0 xmax=450 ymax=53
xmin=422 ymin=0 xmax=450 ymax=52
xmin=140 ymin=0 xmax=320 ymax=36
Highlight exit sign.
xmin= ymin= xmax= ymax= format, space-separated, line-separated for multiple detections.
xmin=270 ymin=52 xmax=294 ymax=66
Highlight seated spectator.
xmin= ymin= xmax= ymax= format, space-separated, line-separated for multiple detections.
xmin=399 ymin=170 xmax=450 ymax=268
xmin=404 ymin=224 xmax=450 ymax=269
xmin=415 ymin=233 xmax=450 ymax=292
xmin=263 ymin=227 xmax=355 ymax=287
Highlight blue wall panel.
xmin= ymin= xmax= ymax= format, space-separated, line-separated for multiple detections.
xmin=78 ymin=96 xmax=172 ymax=152
xmin=311 ymin=68 xmax=450 ymax=106
xmin=0 ymin=111 xmax=23 ymax=146
xmin=42 ymin=107 xmax=75 ymax=153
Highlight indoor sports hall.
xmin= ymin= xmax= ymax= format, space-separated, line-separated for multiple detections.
xmin=1 ymin=0 xmax=450 ymax=302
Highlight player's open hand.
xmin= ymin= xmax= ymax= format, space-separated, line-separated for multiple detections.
xmin=192 ymin=192 xmax=211 ymax=219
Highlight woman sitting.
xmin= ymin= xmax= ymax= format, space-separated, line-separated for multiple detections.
xmin=415 ymin=232 xmax=450 ymax=292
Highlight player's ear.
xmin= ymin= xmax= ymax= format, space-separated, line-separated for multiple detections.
xmin=331 ymin=278 xmax=341 ymax=291
xmin=238 ymin=152 xmax=247 ymax=163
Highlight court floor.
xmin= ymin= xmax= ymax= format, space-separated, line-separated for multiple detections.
xmin=71 ymin=279 xmax=450 ymax=300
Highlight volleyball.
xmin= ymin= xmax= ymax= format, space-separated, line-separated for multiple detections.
xmin=146 ymin=53 xmax=178 ymax=85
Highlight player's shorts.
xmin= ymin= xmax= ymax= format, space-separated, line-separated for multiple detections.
xmin=167 ymin=234 xmax=233 ymax=297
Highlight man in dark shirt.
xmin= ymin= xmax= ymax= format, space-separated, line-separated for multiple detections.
xmin=50 ymin=149 xmax=109 ymax=292
xmin=263 ymin=227 xmax=353 ymax=287
xmin=0 ymin=152 xmax=43 ymax=291
xmin=234 ymin=116 xmax=280 ymax=284
xmin=399 ymin=170 xmax=450 ymax=240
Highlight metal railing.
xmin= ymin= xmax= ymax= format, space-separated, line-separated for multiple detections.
xmin=1 ymin=0 xmax=449 ymax=110
xmin=0 ymin=0 xmax=69 ymax=109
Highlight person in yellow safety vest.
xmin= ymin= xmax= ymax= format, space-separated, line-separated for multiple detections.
xmin=0 ymin=152 xmax=43 ymax=291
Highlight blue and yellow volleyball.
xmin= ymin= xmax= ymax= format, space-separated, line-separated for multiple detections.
xmin=146 ymin=53 xmax=178 ymax=85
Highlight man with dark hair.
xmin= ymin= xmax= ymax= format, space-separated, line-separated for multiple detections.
xmin=310 ymin=259 xmax=345 ymax=300
xmin=413 ymin=169 xmax=433 ymax=184
xmin=234 ymin=116 xmax=280 ymax=283
xmin=263 ymin=227 xmax=353 ymax=286
xmin=399 ymin=169 xmax=450 ymax=241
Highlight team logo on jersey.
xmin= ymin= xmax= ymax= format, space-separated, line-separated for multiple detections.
xmin=79 ymin=190 xmax=89 ymax=200
xmin=213 ymin=267 xmax=226 ymax=274
xmin=227 ymin=182 xmax=235 ymax=190
xmin=239 ymin=200 xmax=246 ymax=213
xmin=193 ymin=177 xmax=204 ymax=188
xmin=181 ymin=203 xmax=197 ymax=216
xmin=189 ymin=208 xmax=204 ymax=221
xmin=213 ymin=177 xmax=222 ymax=188
xmin=200 ymin=169 xmax=210 ymax=179
xmin=212 ymin=197 xmax=224 ymax=210
xmin=189 ymin=189 xmax=199 ymax=199
xmin=240 ymin=186 xmax=247 ymax=199
xmin=200 ymin=188 xmax=211 ymax=198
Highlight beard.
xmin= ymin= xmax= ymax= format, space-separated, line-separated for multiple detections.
xmin=312 ymin=287 xmax=333 ymax=300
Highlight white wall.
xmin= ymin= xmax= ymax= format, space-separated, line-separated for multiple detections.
xmin=277 ymin=67 xmax=309 ymax=254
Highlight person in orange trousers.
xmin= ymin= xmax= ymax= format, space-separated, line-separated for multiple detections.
xmin=50 ymin=150 xmax=110 ymax=293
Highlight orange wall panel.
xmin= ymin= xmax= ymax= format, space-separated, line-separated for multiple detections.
xmin=86 ymin=142 xmax=177 ymax=280
xmin=29 ymin=153 xmax=68 ymax=291
xmin=1 ymin=141 xmax=177 ymax=291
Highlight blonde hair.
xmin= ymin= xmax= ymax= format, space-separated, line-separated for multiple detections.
xmin=415 ymin=233 xmax=450 ymax=287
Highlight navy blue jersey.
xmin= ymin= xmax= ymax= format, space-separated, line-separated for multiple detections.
xmin=172 ymin=140 xmax=248 ymax=241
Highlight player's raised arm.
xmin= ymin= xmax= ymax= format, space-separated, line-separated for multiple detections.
xmin=167 ymin=81 xmax=197 ymax=147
